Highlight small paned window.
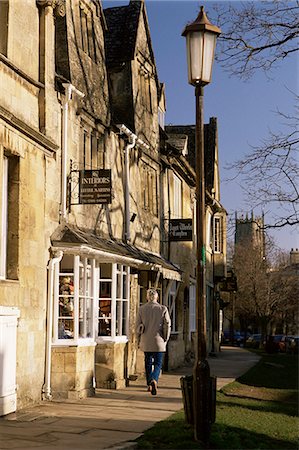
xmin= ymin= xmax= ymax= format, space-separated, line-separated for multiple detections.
xmin=139 ymin=69 xmax=152 ymax=114
xmin=82 ymin=129 xmax=105 ymax=170
xmin=97 ymin=263 xmax=130 ymax=339
xmin=214 ymin=216 xmax=222 ymax=253
xmin=80 ymin=5 xmax=97 ymax=61
xmin=173 ymin=174 xmax=182 ymax=219
xmin=54 ymin=255 xmax=94 ymax=343
xmin=142 ymin=163 xmax=158 ymax=216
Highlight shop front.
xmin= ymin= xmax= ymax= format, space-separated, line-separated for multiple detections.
xmin=46 ymin=225 xmax=181 ymax=399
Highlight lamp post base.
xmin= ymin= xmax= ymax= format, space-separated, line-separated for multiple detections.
xmin=193 ymin=358 xmax=211 ymax=444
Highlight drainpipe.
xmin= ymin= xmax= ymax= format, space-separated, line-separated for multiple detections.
xmin=124 ymin=134 xmax=136 ymax=242
xmin=61 ymin=83 xmax=85 ymax=222
xmin=117 ymin=124 xmax=149 ymax=243
xmin=42 ymin=251 xmax=63 ymax=400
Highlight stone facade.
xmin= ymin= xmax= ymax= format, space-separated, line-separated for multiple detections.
xmin=163 ymin=120 xmax=227 ymax=362
xmin=0 ymin=0 xmax=60 ymax=409
xmin=0 ymin=0 xmax=226 ymax=412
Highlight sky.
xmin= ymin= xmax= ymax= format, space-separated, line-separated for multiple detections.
xmin=102 ymin=0 xmax=299 ymax=252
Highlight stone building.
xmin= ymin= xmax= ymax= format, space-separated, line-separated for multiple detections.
xmin=235 ymin=212 xmax=265 ymax=258
xmin=0 ymin=0 xmax=227 ymax=414
xmin=0 ymin=0 xmax=182 ymax=413
xmin=0 ymin=0 xmax=60 ymax=414
xmin=163 ymin=119 xmax=227 ymax=364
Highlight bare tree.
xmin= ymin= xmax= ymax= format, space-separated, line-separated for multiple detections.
xmin=232 ymin=238 xmax=298 ymax=340
xmin=212 ymin=1 xmax=299 ymax=228
xmin=213 ymin=1 xmax=299 ymax=79
xmin=233 ymin=240 xmax=271 ymax=339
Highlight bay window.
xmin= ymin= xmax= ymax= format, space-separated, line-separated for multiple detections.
xmin=53 ymin=256 xmax=130 ymax=344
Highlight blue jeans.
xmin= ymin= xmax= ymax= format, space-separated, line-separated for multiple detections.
xmin=144 ymin=352 xmax=165 ymax=385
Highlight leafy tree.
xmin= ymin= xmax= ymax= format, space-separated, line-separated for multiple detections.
xmin=212 ymin=1 xmax=299 ymax=228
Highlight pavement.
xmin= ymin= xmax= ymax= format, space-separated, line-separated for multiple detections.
xmin=0 ymin=347 xmax=260 ymax=450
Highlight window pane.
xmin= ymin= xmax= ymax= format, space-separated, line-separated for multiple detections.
xmin=122 ymin=301 xmax=128 ymax=335
xmin=98 ymin=318 xmax=111 ymax=336
xmin=116 ymin=300 xmax=122 ymax=336
xmin=116 ymin=272 xmax=121 ymax=299
xmin=101 ymin=263 xmax=111 ymax=279
xmin=79 ymin=297 xmax=92 ymax=338
xmin=58 ymin=319 xmax=74 ymax=339
xmin=79 ymin=259 xmax=92 ymax=338
xmin=59 ymin=274 xmax=74 ymax=338
xmin=122 ymin=273 xmax=127 ymax=299
xmin=97 ymin=263 xmax=113 ymax=337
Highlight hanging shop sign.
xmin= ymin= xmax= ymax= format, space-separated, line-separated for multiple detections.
xmin=79 ymin=169 xmax=112 ymax=204
xmin=169 ymin=218 xmax=193 ymax=241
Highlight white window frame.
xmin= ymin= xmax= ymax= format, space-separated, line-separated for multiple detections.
xmin=53 ymin=255 xmax=95 ymax=345
xmin=173 ymin=174 xmax=182 ymax=219
xmin=0 ymin=156 xmax=8 ymax=279
xmin=206 ymin=211 xmax=212 ymax=251
xmin=213 ymin=216 xmax=222 ymax=253
xmin=97 ymin=263 xmax=130 ymax=343
xmin=189 ymin=283 xmax=196 ymax=338
xmin=53 ymin=257 xmax=131 ymax=346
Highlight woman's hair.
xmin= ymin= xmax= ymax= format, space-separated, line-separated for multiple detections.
xmin=147 ymin=289 xmax=158 ymax=302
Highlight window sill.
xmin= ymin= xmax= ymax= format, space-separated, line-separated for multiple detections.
xmin=0 ymin=278 xmax=19 ymax=285
xmin=96 ymin=336 xmax=128 ymax=344
xmin=52 ymin=338 xmax=96 ymax=347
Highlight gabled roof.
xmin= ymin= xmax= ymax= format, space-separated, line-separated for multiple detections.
xmin=165 ymin=120 xmax=217 ymax=194
xmin=104 ymin=3 xmax=140 ymax=66
xmin=104 ymin=1 xmax=155 ymax=69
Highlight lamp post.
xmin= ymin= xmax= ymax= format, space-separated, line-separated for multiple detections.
xmin=182 ymin=6 xmax=221 ymax=444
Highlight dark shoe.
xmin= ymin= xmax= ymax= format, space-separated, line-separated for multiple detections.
xmin=150 ymin=380 xmax=157 ymax=396
xmin=147 ymin=385 xmax=151 ymax=392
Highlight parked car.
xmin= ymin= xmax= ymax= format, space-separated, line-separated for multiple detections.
xmin=265 ymin=334 xmax=284 ymax=353
xmin=221 ymin=331 xmax=243 ymax=346
xmin=246 ymin=334 xmax=262 ymax=348
xmin=288 ymin=336 xmax=299 ymax=354
xmin=278 ymin=335 xmax=294 ymax=353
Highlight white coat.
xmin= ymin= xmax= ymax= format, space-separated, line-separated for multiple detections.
xmin=136 ymin=300 xmax=171 ymax=352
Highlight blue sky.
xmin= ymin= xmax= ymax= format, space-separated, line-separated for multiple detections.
xmin=102 ymin=0 xmax=299 ymax=252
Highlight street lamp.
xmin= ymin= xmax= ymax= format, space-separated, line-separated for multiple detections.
xmin=182 ymin=6 xmax=221 ymax=444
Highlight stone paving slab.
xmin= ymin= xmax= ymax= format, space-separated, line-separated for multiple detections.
xmin=0 ymin=347 xmax=260 ymax=450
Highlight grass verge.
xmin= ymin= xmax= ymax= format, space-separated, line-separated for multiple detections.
xmin=135 ymin=352 xmax=298 ymax=449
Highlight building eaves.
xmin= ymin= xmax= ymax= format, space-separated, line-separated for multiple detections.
xmin=51 ymin=225 xmax=182 ymax=281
